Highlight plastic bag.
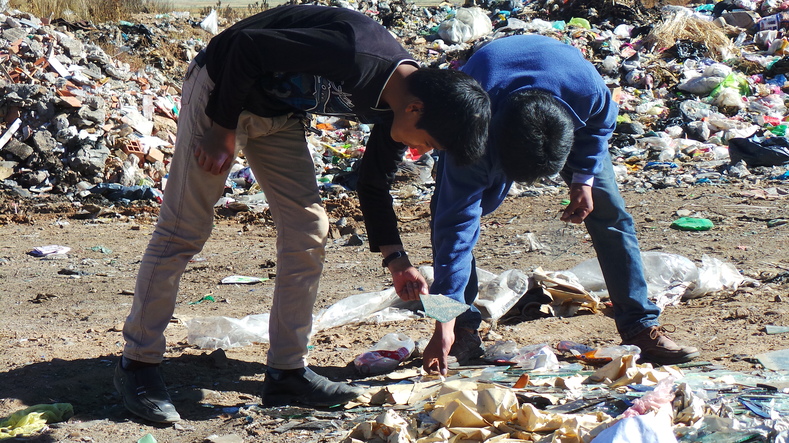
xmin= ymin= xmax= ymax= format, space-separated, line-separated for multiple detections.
xmin=200 ymin=9 xmax=219 ymax=35
xmin=312 ymin=288 xmax=400 ymax=331
xmin=729 ymin=135 xmax=789 ymax=166
xmin=353 ymin=332 xmax=415 ymax=375
xmin=186 ymin=313 xmax=270 ymax=349
xmin=437 ymin=7 xmax=492 ymax=43
xmin=568 ymin=252 xmax=700 ymax=302
xmin=483 ymin=341 xmax=559 ymax=370
xmin=684 ymin=254 xmax=744 ymax=298
xmin=474 ymin=269 xmax=532 ymax=321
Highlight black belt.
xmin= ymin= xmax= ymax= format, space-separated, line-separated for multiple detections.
xmin=194 ymin=50 xmax=206 ymax=67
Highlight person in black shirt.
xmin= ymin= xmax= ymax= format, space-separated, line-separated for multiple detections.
xmin=114 ymin=5 xmax=490 ymax=422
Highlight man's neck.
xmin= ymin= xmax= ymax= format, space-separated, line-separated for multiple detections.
xmin=380 ymin=64 xmax=418 ymax=110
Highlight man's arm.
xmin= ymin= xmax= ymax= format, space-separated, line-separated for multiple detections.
xmin=357 ymin=121 xmax=428 ymax=301
xmin=424 ymin=152 xmax=507 ymax=375
xmin=562 ymin=86 xmax=618 ymax=222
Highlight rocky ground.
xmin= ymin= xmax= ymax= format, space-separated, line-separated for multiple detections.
xmin=2 ymin=177 xmax=789 ymax=442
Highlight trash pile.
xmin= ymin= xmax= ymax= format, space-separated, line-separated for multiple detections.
xmin=4 ymin=0 xmax=789 ymax=211
xmin=341 ymin=353 xmax=789 ymax=442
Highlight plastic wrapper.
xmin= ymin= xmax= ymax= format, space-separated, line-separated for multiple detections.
xmin=474 ymin=269 xmax=532 ymax=321
xmin=200 ymin=9 xmax=218 ymax=35
xmin=437 ymin=7 xmax=492 ymax=43
xmin=353 ymin=332 xmax=415 ymax=375
xmin=186 ymin=313 xmax=270 ymax=349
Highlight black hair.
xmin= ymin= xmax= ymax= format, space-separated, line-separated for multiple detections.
xmin=492 ymin=89 xmax=574 ymax=183
xmin=405 ymin=68 xmax=490 ymax=166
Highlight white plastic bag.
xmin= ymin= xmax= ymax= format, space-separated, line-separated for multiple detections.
xmin=684 ymin=254 xmax=744 ymax=298
xmin=312 ymin=288 xmax=400 ymax=331
xmin=186 ymin=313 xmax=270 ymax=349
xmin=474 ymin=269 xmax=532 ymax=321
xmin=437 ymin=7 xmax=492 ymax=43
xmin=201 ymin=9 xmax=219 ymax=35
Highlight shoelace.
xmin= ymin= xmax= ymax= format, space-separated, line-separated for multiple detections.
xmin=649 ymin=324 xmax=677 ymax=340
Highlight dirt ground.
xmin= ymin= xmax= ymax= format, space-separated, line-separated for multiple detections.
xmin=1 ymin=178 xmax=789 ymax=442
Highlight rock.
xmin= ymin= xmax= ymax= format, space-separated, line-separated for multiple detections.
xmin=2 ymin=26 xmax=28 ymax=42
xmin=68 ymin=143 xmax=111 ymax=178
xmin=31 ymin=130 xmax=57 ymax=152
xmin=2 ymin=139 xmax=34 ymax=161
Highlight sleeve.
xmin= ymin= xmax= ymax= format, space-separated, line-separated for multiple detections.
xmin=357 ymin=119 xmax=408 ymax=252
xmin=206 ymin=28 xmax=356 ymax=129
xmin=430 ymin=154 xmax=489 ymax=303
xmin=564 ymin=89 xmax=619 ymax=177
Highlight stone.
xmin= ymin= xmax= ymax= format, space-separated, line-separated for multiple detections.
xmin=2 ymin=138 xmax=34 ymax=161
xmin=68 ymin=143 xmax=110 ymax=178
xmin=31 ymin=129 xmax=57 ymax=152
xmin=2 ymin=26 xmax=28 ymax=42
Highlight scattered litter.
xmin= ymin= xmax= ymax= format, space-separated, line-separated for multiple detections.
xmin=188 ymin=295 xmax=215 ymax=305
xmin=136 ymin=433 xmax=157 ymax=443
xmin=756 ymin=348 xmax=789 ymax=370
xmin=29 ymin=245 xmax=70 ymax=257
xmin=670 ymin=217 xmax=715 ymax=231
xmin=766 ymin=325 xmax=789 ymax=334
xmin=0 ymin=403 xmax=73 ymax=439
xmin=220 ymin=275 xmax=266 ymax=284
xmin=353 ymin=332 xmax=415 ymax=375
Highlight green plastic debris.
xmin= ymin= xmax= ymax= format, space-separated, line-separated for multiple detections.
xmin=567 ymin=17 xmax=591 ymax=29
xmin=670 ymin=217 xmax=713 ymax=231
xmin=768 ymin=124 xmax=787 ymax=136
xmin=189 ymin=295 xmax=216 ymax=305
xmin=137 ymin=434 xmax=158 ymax=443
xmin=709 ymin=72 xmax=751 ymax=98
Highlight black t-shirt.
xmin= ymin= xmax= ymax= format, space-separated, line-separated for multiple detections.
xmin=202 ymin=4 xmax=416 ymax=129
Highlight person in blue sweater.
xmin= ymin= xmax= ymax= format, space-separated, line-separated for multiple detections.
xmin=418 ymin=34 xmax=700 ymax=374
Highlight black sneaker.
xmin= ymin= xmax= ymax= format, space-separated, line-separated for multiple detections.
xmin=261 ymin=367 xmax=364 ymax=408
xmin=449 ymin=328 xmax=485 ymax=364
xmin=114 ymin=359 xmax=181 ymax=423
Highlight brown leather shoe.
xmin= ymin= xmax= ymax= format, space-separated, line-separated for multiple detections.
xmin=622 ymin=325 xmax=699 ymax=365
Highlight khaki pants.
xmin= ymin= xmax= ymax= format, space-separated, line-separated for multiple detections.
xmin=122 ymin=58 xmax=328 ymax=370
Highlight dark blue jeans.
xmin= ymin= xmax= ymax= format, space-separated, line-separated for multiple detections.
xmin=448 ymin=153 xmax=660 ymax=340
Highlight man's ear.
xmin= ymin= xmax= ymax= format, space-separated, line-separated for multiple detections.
xmin=405 ymin=100 xmax=425 ymax=115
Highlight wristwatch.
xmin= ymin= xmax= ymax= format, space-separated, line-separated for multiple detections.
xmin=382 ymin=250 xmax=407 ymax=267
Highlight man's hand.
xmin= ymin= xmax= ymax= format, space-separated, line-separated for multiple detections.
xmin=560 ymin=183 xmax=593 ymax=224
xmin=390 ymin=265 xmax=428 ymax=301
xmin=194 ymin=124 xmax=236 ymax=175
xmin=423 ymin=320 xmax=454 ymax=376
xmin=381 ymin=245 xmax=427 ymax=301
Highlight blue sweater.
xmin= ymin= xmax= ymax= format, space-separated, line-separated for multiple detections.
xmin=431 ymin=34 xmax=618 ymax=305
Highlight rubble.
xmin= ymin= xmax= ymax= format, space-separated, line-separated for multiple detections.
xmin=1 ymin=0 xmax=789 ymax=216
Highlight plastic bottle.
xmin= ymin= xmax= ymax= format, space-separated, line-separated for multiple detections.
xmin=353 ymin=332 xmax=415 ymax=375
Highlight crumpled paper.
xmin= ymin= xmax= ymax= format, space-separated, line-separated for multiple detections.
xmin=346 ymin=409 xmax=415 ymax=443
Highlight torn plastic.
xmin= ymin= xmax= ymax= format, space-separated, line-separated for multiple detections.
xmin=353 ymin=332 xmax=415 ymax=375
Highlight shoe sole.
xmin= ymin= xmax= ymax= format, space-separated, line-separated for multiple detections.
xmin=640 ymin=351 xmax=701 ymax=366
